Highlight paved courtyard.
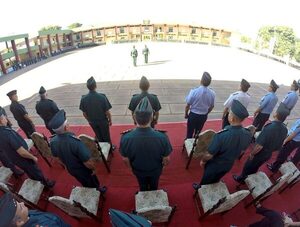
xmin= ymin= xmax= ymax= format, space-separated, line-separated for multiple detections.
xmin=0 ymin=42 xmax=299 ymax=127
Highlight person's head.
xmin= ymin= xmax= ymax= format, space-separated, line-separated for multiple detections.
xmin=0 ymin=192 xmax=29 ymax=227
xmin=269 ymin=79 xmax=279 ymax=92
xmin=291 ymin=80 xmax=299 ymax=91
xmin=228 ymin=100 xmax=249 ymax=125
xmin=273 ymin=103 xmax=290 ymax=122
xmin=0 ymin=108 xmax=8 ymax=126
xmin=48 ymin=109 xmax=68 ymax=134
xmin=133 ymin=45 xmax=135 ymax=49
xmin=6 ymin=90 xmax=18 ymax=102
xmin=38 ymin=86 xmax=47 ymax=99
xmin=139 ymin=76 xmax=150 ymax=91
xmin=201 ymin=72 xmax=212 ymax=87
xmin=240 ymin=79 xmax=250 ymax=92
xmin=86 ymin=76 xmax=97 ymax=91
xmin=133 ymin=97 xmax=153 ymax=126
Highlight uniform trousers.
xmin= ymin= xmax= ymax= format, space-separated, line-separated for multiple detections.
xmin=0 ymin=152 xmax=21 ymax=175
xmin=14 ymin=159 xmax=47 ymax=184
xmin=90 ymin=120 xmax=111 ymax=143
xmin=270 ymin=140 xmax=300 ymax=171
xmin=187 ymin=112 xmax=208 ymax=138
xmin=134 ymin=170 xmax=161 ymax=191
xmin=253 ymin=112 xmax=270 ymax=132
xmin=200 ymin=161 xmax=231 ymax=185
xmin=18 ymin=120 xmax=35 ymax=138
xmin=144 ymin=55 xmax=148 ymax=63
xmin=222 ymin=112 xmax=230 ymax=129
xmin=70 ymin=169 xmax=100 ymax=189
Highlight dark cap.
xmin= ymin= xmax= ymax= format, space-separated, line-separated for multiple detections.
xmin=0 ymin=108 xmax=5 ymax=117
xmin=270 ymin=80 xmax=279 ymax=90
xmin=231 ymin=99 xmax=249 ymax=120
xmin=134 ymin=97 xmax=153 ymax=125
xmin=292 ymin=80 xmax=299 ymax=90
xmin=87 ymin=76 xmax=96 ymax=90
xmin=276 ymin=103 xmax=290 ymax=121
xmin=48 ymin=109 xmax=66 ymax=132
xmin=201 ymin=72 xmax=212 ymax=86
xmin=241 ymin=79 xmax=250 ymax=89
xmin=0 ymin=192 xmax=17 ymax=227
xmin=139 ymin=76 xmax=150 ymax=91
xmin=39 ymin=86 xmax=46 ymax=95
xmin=6 ymin=90 xmax=17 ymax=97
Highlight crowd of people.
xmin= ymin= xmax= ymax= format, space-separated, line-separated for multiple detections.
xmin=0 ymin=73 xmax=299 ymax=226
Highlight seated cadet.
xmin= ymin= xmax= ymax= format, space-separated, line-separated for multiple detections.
xmin=128 ymin=76 xmax=161 ymax=128
xmin=49 ymin=110 xmax=107 ymax=192
xmin=281 ymin=80 xmax=299 ymax=114
xmin=193 ymin=100 xmax=252 ymax=189
xmin=253 ymin=80 xmax=279 ymax=132
xmin=185 ymin=72 xmax=215 ymax=138
xmin=0 ymin=109 xmax=55 ymax=188
xmin=7 ymin=90 xmax=35 ymax=138
xmin=120 ymin=97 xmax=172 ymax=191
xmin=267 ymin=118 xmax=300 ymax=172
xmin=0 ymin=192 xmax=70 ymax=227
xmin=0 ymin=106 xmax=12 ymax=127
xmin=35 ymin=86 xmax=59 ymax=135
xmin=222 ymin=79 xmax=251 ymax=129
xmin=233 ymin=103 xmax=289 ymax=183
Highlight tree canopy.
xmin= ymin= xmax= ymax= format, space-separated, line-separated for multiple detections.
xmin=68 ymin=23 xmax=82 ymax=29
xmin=39 ymin=25 xmax=62 ymax=31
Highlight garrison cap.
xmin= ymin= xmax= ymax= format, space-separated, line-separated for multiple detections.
xmin=241 ymin=79 xmax=251 ymax=89
xmin=270 ymin=80 xmax=279 ymax=90
xmin=0 ymin=192 xmax=17 ymax=227
xmin=134 ymin=97 xmax=153 ymax=125
xmin=87 ymin=76 xmax=96 ymax=89
xmin=39 ymin=86 xmax=46 ymax=94
xmin=292 ymin=80 xmax=299 ymax=90
xmin=139 ymin=76 xmax=150 ymax=91
xmin=6 ymin=90 xmax=17 ymax=97
xmin=276 ymin=103 xmax=290 ymax=120
xmin=231 ymin=99 xmax=249 ymax=120
xmin=201 ymin=72 xmax=212 ymax=86
xmin=48 ymin=109 xmax=67 ymax=133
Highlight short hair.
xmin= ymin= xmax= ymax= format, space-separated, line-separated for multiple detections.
xmin=139 ymin=76 xmax=150 ymax=91
xmin=87 ymin=83 xmax=96 ymax=91
xmin=201 ymin=72 xmax=212 ymax=86
xmin=276 ymin=112 xmax=288 ymax=122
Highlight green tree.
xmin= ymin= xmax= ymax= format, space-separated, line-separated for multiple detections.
xmin=241 ymin=35 xmax=252 ymax=44
xmin=294 ymin=39 xmax=300 ymax=63
xmin=68 ymin=23 xmax=82 ymax=29
xmin=39 ymin=25 xmax=62 ymax=31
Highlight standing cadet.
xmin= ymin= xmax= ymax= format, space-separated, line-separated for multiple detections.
xmin=192 ymin=100 xmax=252 ymax=189
xmin=222 ymin=79 xmax=251 ymax=129
xmin=142 ymin=45 xmax=149 ymax=63
xmin=49 ymin=110 xmax=107 ymax=192
xmin=131 ymin=45 xmax=138 ymax=66
xmin=233 ymin=103 xmax=289 ymax=183
xmin=129 ymin=76 xmax=161 ymax=128
xmin=35 ymin=86 xmax=59 ymax=135
xmin=0 ymin=192 xmax=70 ymax=227
xmin=120 ymin=97 xmax=172 ymax=191
xmin=80 ymin=77 xmax=114 ymax=148
xmin=267 ymin=118 xmax=300 ymax=172
xmin=253 ymin=80 xmax=279 ymax=132
xmin=185 ymin=72 xmax=215 ymax=138
xmin=7 ymin=90 xmax=35 ymax=138
xmin=281 ymin=80 xmax=299 ymax=114
xmin=0 ymin=109 xmax=55 ymax=188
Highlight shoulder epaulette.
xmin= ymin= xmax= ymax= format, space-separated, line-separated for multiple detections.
xmin=121 ymin=129 xmax=134 ymax=135
xmin=155 ymin=129 xmax=167 ymax=133
xmin=69 ymin=134 xmax=81 ymax=141
xmin=217 ymin=129 xmax=228 ymax=134
xmin=150 ymin=93 xmax=157 ymax=96
xmin=49 ymin=134 xmax=56 ymax=139
xmin=264 ymin=122 xmax=272 ymax=127
xmin=132 ymin=94 xmax=139 ymax=97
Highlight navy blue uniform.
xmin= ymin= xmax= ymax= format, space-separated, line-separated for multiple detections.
xmin=23 ymin=210 xmax=70 ymax=227
xmin=0 ymin=126 xmax=47 ymax=183
xmin=120 ymin=128 xmax=172 ymax=191
xmin=50 ymin=132 xmax=100 ymax=188
xmin=201 ymin=125 xmax=252 ymax=185
xmin=129 ymin=92 xmax=161 ymax=128
xmin=36 ymin=98 xmax=59 ymax=134
xmin=238 ymin=121 xmax=288 ymax=181
xmin=10 ymin=101 xmax=35 ymax=138
xmin=80 ymin=91 xmax=112 ymax=142
xmin=249 ymin=207 xmax=284 ymax=227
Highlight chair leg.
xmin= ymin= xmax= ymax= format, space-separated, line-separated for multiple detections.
xmin=279 ymin=184 xmax=290 ymax=194
xmin=185 ymin=151 xmax=194 ymax=170
xmin=101 ymin=157 xmax=111 ymax=173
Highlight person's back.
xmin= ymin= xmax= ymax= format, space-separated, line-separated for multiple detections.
xmin=36 ymin=98 xmax=59 ymax=123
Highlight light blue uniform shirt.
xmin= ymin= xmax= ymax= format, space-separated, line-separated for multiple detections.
xmin=282 ymin=91 xmax=298 ymax=110
xmin=289 ymin=119 xmax=300 ymax=142
xmin=259 ymin=92 xmax=278 ymax=114
xmin=186 ymin=86 xmax=215 ymax=115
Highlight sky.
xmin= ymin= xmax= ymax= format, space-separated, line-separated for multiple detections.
xmin=1 ymin=0 xmax=300 ymax=38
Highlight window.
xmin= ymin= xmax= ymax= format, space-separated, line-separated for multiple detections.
xmin=191 ymin=27 xmax=196 ymax=34
xmin=96 ymin=30 xmax=101 ymax=36
xmin=76 ymin=34 xmax=81 ymax=40
xmin=144 ymin=26 xmax=149 ymax=32
xmin=119 ymin=27 xmax=125 ymax=34
xmin=213 ymin=31 xmax=217 ymax=36
xmin=168 ymin=27 xmax=173 ymax=33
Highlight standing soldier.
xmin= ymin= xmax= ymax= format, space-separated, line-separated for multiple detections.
xmin=233 ymin=103 xmax=289 ymax=183
xmin=281 ymin=80 xmax=299 ymax=114
xmin=142 ymin=45 xmax=149 ymax=64
xmin=35 ymin=86 xmax=59 ymax=135
xmin=131 ymin=45 xmax=138 ymax=67
xmin=222 ymin=79 xmax=251 ymax=129
xmin=80 ymin=77 xmax=114 ymax=148
xmin=120 ymin=97 xmax=172 ymax=191
xmin=7 ymin=90 xmax=35 ymax=138
xmin=185 ymin=72 xmax=215 ymax=138
xmin=129 ymin=76 xmax=161 ymax=128
xmin=192 ymin=100 xmax=252 ymax=189
xmin=253 ymin=80 xmax=279 ymax=132
xmin=49 ymin=110 xmax=106 ymax=192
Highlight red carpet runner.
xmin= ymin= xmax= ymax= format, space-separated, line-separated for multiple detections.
xmin=14 ymin=119 xmax=300 ymax=227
